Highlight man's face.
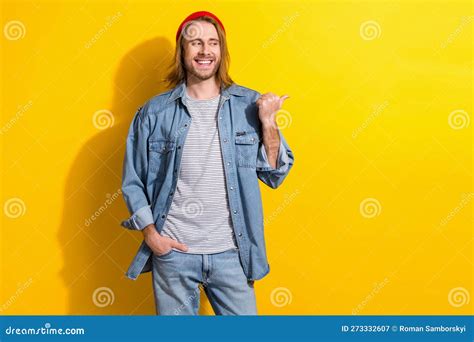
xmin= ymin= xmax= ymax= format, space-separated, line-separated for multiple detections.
xmin=182 ymin=21 xmax=221 ymax=81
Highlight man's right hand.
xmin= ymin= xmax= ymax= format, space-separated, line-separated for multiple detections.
xmin=142 ymin=224 xmax=188 ymax=256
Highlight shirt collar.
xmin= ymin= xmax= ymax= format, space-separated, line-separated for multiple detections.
xmin=166 ymin=80 xmax=246 ymax=104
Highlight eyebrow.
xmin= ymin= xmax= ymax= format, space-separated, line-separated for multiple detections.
xmin=190 ymin=38 xmax=220 ymax=42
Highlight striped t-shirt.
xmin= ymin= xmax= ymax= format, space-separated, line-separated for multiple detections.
xmin=160 ymin=88 xmax=238 ymax=253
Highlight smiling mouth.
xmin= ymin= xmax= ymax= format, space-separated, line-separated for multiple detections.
xmin=194 ymin=58 xmax=214 ymax=68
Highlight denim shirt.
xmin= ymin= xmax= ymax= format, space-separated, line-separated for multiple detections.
xmin=120 ymin=81 xmax=295 ymax=281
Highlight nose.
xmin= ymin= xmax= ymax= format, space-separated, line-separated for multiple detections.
xmin=200 ymin=42 xmax=210 ymax=54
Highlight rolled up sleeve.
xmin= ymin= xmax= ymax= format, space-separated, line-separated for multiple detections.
xmin=120 ymin=107 xmax=154 ymax=231
xmin=256 ymin=129 xmax=294 ymax=189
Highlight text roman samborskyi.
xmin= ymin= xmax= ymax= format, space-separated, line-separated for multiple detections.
xmin=399 ymin=325 xmax=466 ymax=333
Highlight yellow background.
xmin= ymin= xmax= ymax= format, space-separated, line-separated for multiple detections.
xmin=1 ymin=0 xmax=472 ymax=315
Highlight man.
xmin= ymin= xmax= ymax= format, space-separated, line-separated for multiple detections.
xmin=120 ymin=11 xmax=294 ymax=315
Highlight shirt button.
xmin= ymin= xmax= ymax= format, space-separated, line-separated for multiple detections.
xmin=227 ymin=162 xmax=230 ymax=166
xmin=238 ymin=232 xmax=242 ymax=237
xmin=233 ymin=210 xmax=237 ymax=214
xmin=219 ymin=116 xmax=222 ymax=120
xmin=230 ymin=186 xmax=234 ymax=190
xmin=184 ymin=123 xmax=188 ymax=127
xmin=161 ymin=215 xmax=165 ymax=218
xmin=174 ymin=169 xmax=178 ymax=173
xmin=170 ymin=191 xmax=174 ymax=196
xmin=223 ymin=138 xmax=227 ymax=143
xmin=178 ymin=146 xmax=181 ymax=149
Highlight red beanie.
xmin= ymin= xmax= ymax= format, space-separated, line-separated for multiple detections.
xmin=176 ymin=11 xmax=226 ymax=42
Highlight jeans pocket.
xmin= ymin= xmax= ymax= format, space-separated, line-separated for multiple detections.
xmin=154 ymin=248 xmax=174 ymax=258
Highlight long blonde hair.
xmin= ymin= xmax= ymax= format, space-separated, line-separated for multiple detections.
xmin=163 ymin=16 xmax=233 ymax=90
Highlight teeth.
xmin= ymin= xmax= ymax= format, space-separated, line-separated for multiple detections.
xmin=196 ymin=60 xmax=212 ymax=64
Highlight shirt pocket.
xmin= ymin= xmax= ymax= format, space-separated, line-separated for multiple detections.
xmin=148 ymin=139 xmax=175 ymax=174
xmin=234 ymin=131 xmax=259 ymax=168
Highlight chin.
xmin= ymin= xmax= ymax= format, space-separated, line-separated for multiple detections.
xmin=191 ymin=70 xmax=217 ymax=81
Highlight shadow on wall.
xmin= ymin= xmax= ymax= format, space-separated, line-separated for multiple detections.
xmin=57 ymin=37 xmax=214 ymax=315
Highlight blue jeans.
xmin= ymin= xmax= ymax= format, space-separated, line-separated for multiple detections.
xmin=151 ymin=247 xmax=257 ymax=315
